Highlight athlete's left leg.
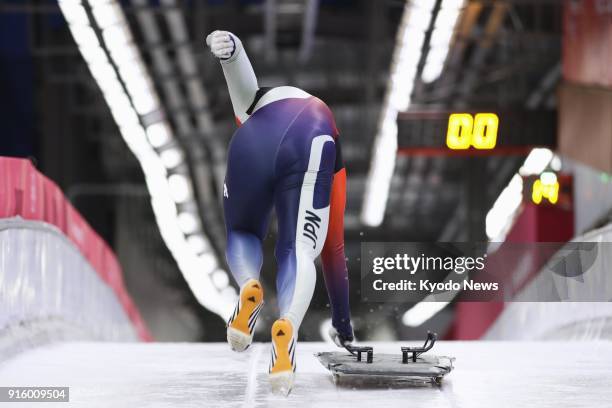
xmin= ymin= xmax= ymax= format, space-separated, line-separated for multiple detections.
xmin=224 ymin=197 xmax=271 ymax=351
xmin=269 ymin=134 xmax=336 ymax=394
xmin=223 ymin=123 xmax=275 ymax=352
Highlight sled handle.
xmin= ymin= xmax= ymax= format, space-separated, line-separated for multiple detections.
xmin=401 ymin=331 xmax=437 ymax=363
xmin=345 ymin=345 xmax=373 ymax=363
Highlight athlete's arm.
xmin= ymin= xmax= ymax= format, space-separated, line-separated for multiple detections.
xmin=206 ymin=30 xmax=258 ymax=124
xmin=321 ymin=140 xmax=354 ymax=346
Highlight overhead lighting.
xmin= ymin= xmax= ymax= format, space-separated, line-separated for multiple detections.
xmin=109 ymin=101 xmax=139 ymax=127
xmin=186 ymin=234 xmax=209 ymax=254
xmin=488 ymin=148 xmax=557 ymax=241
xmin=58 ymin=0 xmax=89 ymax=26
xmin=519 ymin=148 xmax=554 ymax=176
xmin=167 ymin=173 xmax=191 ymax=203
xmin=117 ymin=60 xmax=147 ymax=82
xmin=70 ymin=25 xmax=100 ymax=48
xmin=130 ymin=89 xmax=158 ymax=115
xmin=91 ymin=1 xmax=123 ymax=28
xmin=540 ymin=171 xmax=557 ymax=185
xmin=211 ymin=269 xmax=230 ymax=290
xmin=59 ymin=0 xmax=236 ymax=321
xmin=107 ymin=41 xmax=139 ymax=64
xmin=177 ymin=211 xmax=199 ymax=234
xmin=550 ymin=155 xmax=562 ymax=172
xmin=103 ymin=90 xmax=132 ymax=114
xmin=221 ymin=287 xmax=238 ymax=302
xmin=421 ymin=0 xmax=464 ymax=83
xmin=411 ymin=0 xmax=436 ymax=13
xmin=96 ymin=74 xmax=124 ymax=96
xmin=121 ymin=74 xmax=151 ymax=94
xmin=146 ymin=122 xmax=172 ymax=148
xmin=485 ymin=174 xmax=523 ymax=240
xmin=362 ymin=114 xmax=398 ymax=227
xmin=406 ymin=6 xmax=433 ymax=31
xmin=160 ymin=148 xmax=184 ymax=170
xmin=436 ymin=8 xmax=461 ymax=28
xmin=402 ymin=301 xmax=449 ymax=327
xmin=485 ymin=147 xmax=554 ymax=239
xmin=441 ymin=0 xmax=465 ymax=8
xmin=88 ymin=60 xmax=118 ymax=87
xmin=96 ymin=11 xmax=159 ymax=116
xmin=101 ymin=23 xmax=131 ymax=46
xmin=199 ymin=252 xmax=218 ymax=272
xmin=78 ymin=43 xmax=107 ymax=64
xmin=362 ymin=1 xmax=433 ymax=226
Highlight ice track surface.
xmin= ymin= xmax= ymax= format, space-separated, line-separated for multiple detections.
xmin=1 ymin=341 xmax=611 ymax=408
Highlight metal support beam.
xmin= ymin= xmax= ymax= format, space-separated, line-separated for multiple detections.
xmin=435 ymin=1 xmax=482 ymax=103
xmin=526 ymin=62 xmax=561 ymax=109
xmin=298 ymin=0 xmax=320 ymax=62
xmin=264 ymin=0 xmax=277 ymax=62
xmin=457 ymin=3 xmax=508 ymax=105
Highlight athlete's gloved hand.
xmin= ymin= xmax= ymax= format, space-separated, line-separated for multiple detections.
xmin=328 ymin=324 xmax=354 ymax=348
xmin=205 ymin=30 xmax=240 ymax=61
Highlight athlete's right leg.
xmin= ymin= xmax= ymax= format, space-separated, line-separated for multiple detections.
xmin=269 ymin=134 xmax=336 ymax=394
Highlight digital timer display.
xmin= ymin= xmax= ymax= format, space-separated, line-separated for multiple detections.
xmin=446 ymin=113 xmax=499 ymax=150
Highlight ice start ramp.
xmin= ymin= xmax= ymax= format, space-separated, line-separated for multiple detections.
xmin=1 ymin=341 xmax=611 ymax=408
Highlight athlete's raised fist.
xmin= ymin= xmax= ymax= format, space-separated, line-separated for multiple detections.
xmin=205 ymin=30 xmax=240 ymax=60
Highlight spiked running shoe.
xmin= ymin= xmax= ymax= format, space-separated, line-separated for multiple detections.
xmin=227 ymin=279 xmax=264 ymax=352
xmin=269 ymin=318 xmax=296 ymax=395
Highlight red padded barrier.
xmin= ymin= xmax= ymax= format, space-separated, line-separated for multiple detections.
xmin=0 ymin=156 xmax=152 ymax=341
xmin=102 ymin=245 xmax=124 ymax=290
xmin=0 ymin=158 xmax=20 ymax=217
xmin=43 ymin=179 xmax=67 ymax=232
xmin=22 ymin=162 xmax=46 ymax=221
xmin=65 ymin=203 xmax=89 ymax=249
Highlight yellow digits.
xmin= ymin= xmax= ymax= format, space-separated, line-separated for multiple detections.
xmin=532 ymin=174 xmax=559 ymax=205
xmin=446 ymin=113 xmax=499 ymax=150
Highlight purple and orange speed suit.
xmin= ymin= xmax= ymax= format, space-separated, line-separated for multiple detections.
xmin=218 ymin=35 xmax=353 ymax=341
